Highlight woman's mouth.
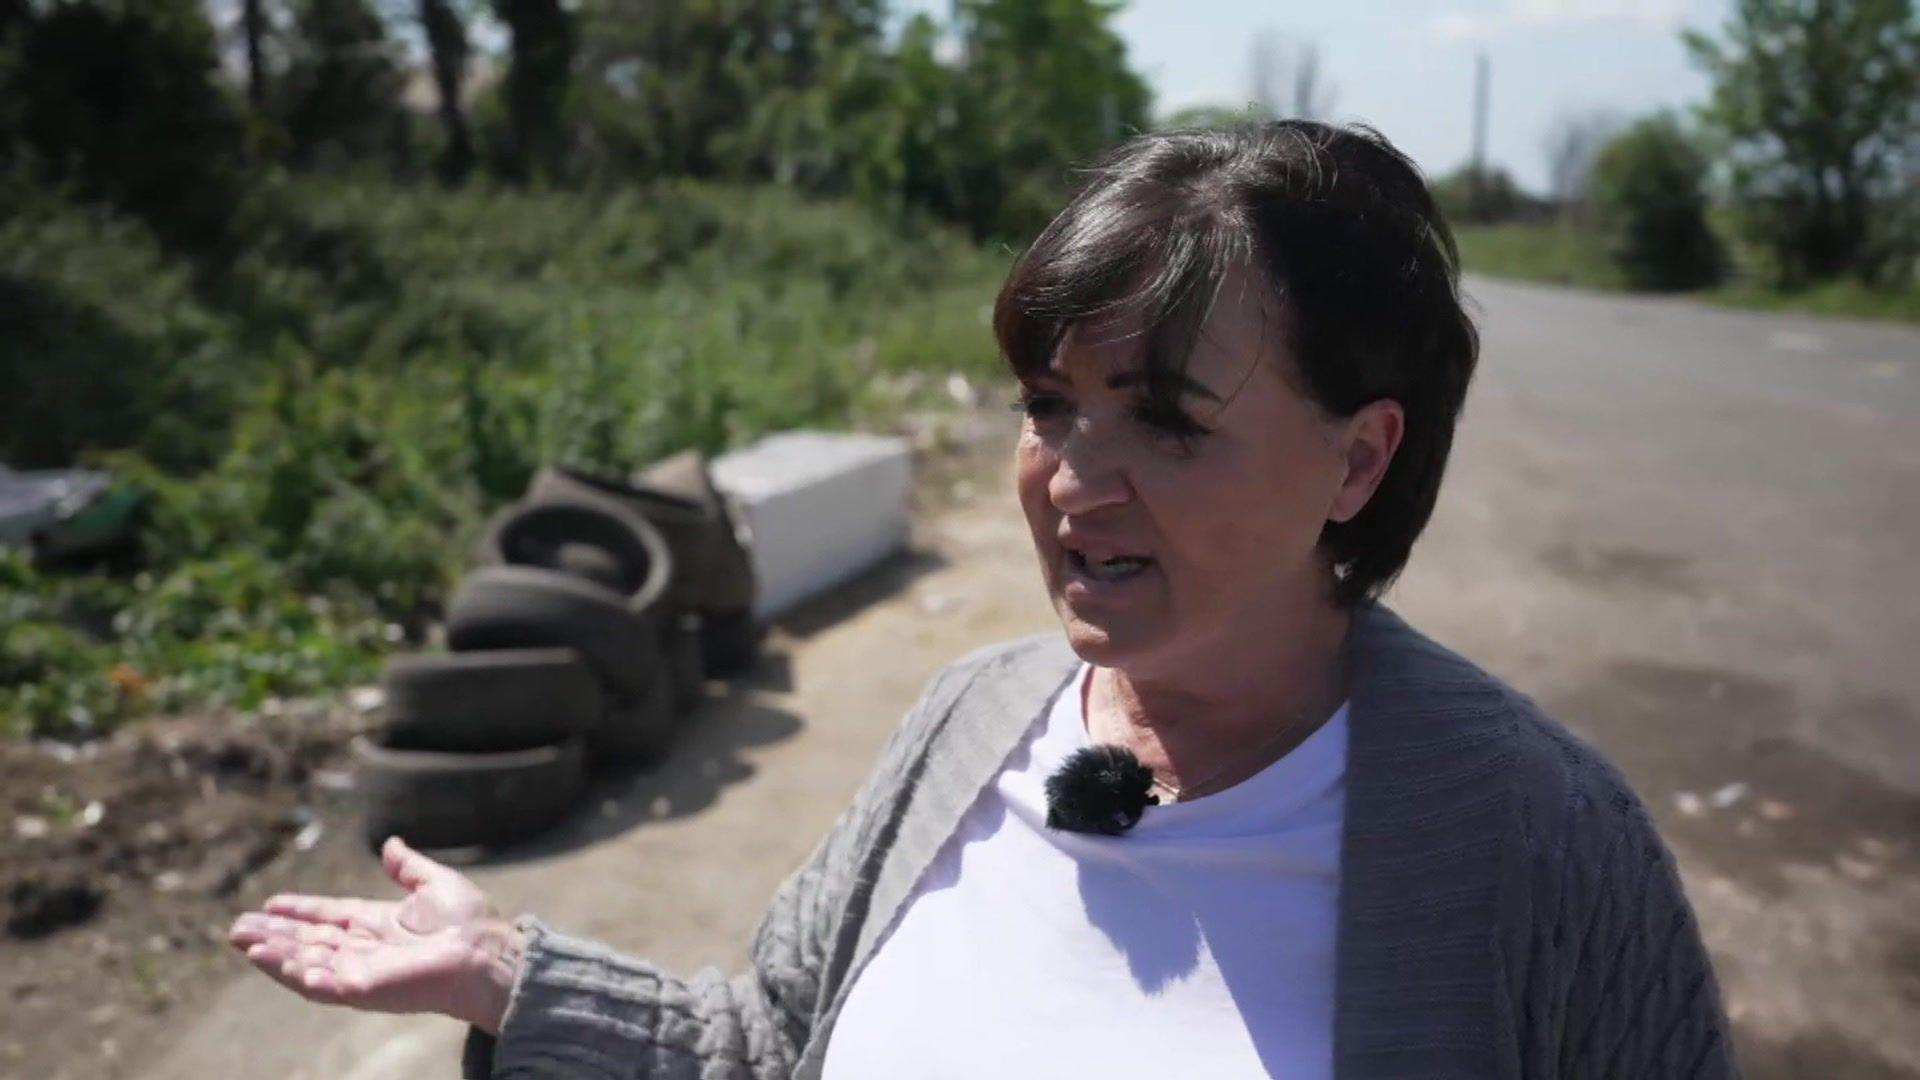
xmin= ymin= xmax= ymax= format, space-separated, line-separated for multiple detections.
xmin=1065 ymin=548 xmax=1156 ymax=586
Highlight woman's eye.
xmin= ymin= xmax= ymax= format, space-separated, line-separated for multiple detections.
xmin=1011 ymin=392 xmax=1068 ymax=421
xmin=1128 ymin=400 xmax=1211 ymax=443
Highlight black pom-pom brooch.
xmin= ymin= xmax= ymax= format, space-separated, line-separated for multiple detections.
xmin=1044 ymin=744 xmax=1158 ymax=835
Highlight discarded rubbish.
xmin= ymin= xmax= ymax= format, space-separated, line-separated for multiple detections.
xmin=917 ymin=590 xmax=964 ymax=617
xmin=1707 ymin=782 xmax=1749 ymax=810
xmin=293 ymin=819 xmax=324 ymax=852
xmin=310 ymin=768 xmax=355 ymax=792
xmin=0 ymin=465 xmax=144 ymax=562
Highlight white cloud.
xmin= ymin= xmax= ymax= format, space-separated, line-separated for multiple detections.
xmin=1513 ymin=0 xmax=1690 ymax=29
xmin=1432 ymin=0 xmax=1690 ymax=44
xmin=1430 ymin=11 xmax=1503 ymax=45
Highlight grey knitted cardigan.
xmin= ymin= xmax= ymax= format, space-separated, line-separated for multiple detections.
xmin=465 ymin=600 xmax=1738 ymax=1078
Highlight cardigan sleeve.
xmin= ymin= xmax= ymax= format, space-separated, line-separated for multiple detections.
xmin=1556 ymin=792 xmax=1741 ymax=1080
xmin=461 ymin=664 xmax=960 ymax=1079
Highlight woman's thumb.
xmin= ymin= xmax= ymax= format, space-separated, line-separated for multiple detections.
xmin=381 ymin=835 xmax=446 ymax=892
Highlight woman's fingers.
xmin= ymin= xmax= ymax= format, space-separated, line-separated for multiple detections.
xmin=380 ymin=835 xmax=452 ymax=893
xmin=261 ymin=893 xmax=392 ymax=933
xmin=297 ymin=965 xmax=347 ymax=1001
xmin=231 ymin=897 xmax=458 ymax=1013
xmin=254 ymin=942 xmax=349 ymax=1005
xmin=230 ymin=912 xmax=343 ymax=948
xmin=240 ymin=931 xmax=368 ymax=1007
xmin=243 ymin=937 xmax=291 ymax=967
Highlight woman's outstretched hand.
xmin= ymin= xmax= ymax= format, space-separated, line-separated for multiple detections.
xmin=226 ymin=836 xmax=526 ymax=1034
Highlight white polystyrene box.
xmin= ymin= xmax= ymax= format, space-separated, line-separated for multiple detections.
xmin=708 ymin=431 xmax=912 ymax=621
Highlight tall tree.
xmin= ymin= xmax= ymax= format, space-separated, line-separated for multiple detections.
xmin=3 ymin=0 xmax=247 ymax=244
xmin=949 ymin=0 xmax=1153 ymax=238
xmin=493 ymin=0 xmax=574 ymax=181
xmin=419 ymin=0 xmax=471 ymax=179
xmin=1685 ymin=0 xmax=1920 ymax=284
xmin=281 ymin=0 xmax=404 ymax=168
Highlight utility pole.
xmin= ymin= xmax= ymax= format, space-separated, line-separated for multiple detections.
xmin=1471 ymin=51 xmax=1489 ymax=172
xmin=1470 ymin=50 xmax=1490 ymax=218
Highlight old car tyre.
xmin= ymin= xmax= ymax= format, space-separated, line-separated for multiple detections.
xmin=527 ymin=465 xmax=712 ymax=610
xmin=699 ymin=606 xmax=762 ymax=678
xmin=353 ymin=736 xmax=586 ymax=850
xmin=551 ymin=541 xmax=628 ymax=591
xmin=587 ymin=665 xmax=676 ymax=768
xmin=380 ymin=648 xmax=601 ymax=754
xmin=663 ymin=611 xmax=704 ymax=714
xmin=474 ymin=501 xmax=668 ymax=597
xmin=445 ymin=565 xmax=661 ymax=700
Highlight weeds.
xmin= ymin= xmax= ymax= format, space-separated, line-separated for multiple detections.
xmin=2 ymin=179 xmax=1011 ymax=738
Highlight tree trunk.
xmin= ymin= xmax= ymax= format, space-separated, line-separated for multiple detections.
xmin=242 ymin=0 xmax=267 ymax=107
xmin=420 ymin=0 xmax=472 ymax=180
xmin=495 ymin=0 xmax=574 ymax=182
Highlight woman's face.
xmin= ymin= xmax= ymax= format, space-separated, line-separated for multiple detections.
xmin=1013 ymin=266 xmax=1403 ymax=678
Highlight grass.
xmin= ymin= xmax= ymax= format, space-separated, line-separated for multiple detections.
xmin=1709 ymin=280 xmax=1920 ymax=322
xmin=1453 ymin=222 xmax=1920 ymax=323
xmin=1453 ymin=222 xmax=1625 ymax=292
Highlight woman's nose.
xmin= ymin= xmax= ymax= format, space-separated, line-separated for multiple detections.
xmin=1048 ymin=425 xmax=1132 ymax=514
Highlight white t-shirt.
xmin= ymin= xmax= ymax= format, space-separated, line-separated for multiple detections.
xmin=821 ymin=662 xmax=1350 ymax=1079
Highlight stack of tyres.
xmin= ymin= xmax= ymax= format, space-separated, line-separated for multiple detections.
xmin=360 ymin=492 xmax=679 ymax=851
xmin=358 ymin=452 xmax=758 ymax=852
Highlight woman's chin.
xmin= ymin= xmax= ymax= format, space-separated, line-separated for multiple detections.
xmin=1054 ymin=607 xmax=1155 ymax=666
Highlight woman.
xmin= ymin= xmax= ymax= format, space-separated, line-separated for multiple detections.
xmin=228 ymin=121 xmax=1738 ymax=1078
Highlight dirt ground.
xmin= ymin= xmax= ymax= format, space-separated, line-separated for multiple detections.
xmin=0 ymin=698 xmax=376 ymax=1076
xmin=6 ymin=279 xmax=1919 ymax=1078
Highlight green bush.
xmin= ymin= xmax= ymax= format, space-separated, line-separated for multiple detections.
xmin=1432 ymin=165 xmax=1547 ymax=226
xmin=1589 ymin=115 xmax=1723 ymax=291
xmin=0 ymin=0 xmax=248 ymax=246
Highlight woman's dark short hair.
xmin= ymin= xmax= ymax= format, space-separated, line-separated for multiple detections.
xmin=994 ymin=120 xmax=1480 ymax=609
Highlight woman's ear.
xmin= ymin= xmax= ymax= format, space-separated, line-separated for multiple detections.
xmin=1327 ymin=399 xmax=1405 ymax=525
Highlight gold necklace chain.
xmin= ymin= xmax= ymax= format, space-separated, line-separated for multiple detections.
xmin=1146 ymin=709 xmax=1314 ymax=805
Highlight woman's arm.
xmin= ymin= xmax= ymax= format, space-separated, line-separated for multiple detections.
xmin=229 ymin=653 xmax=961 ymax=1078
xmin=466 ymin=663 xmax=964 ymax=1079
xmin=230 ymin=817 xmax=830 ymax=1080
xmin=1554 ymin=796 xmax=1741 ymax=1079
xmin=467 ymin=821 xmax=859 ymax=1079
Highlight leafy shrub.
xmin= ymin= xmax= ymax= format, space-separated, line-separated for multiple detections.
xmin=0 ymin=188 xmax=241 ymax=469
xmin=1589 ymin=115 xmax=1724 ymax=291
xmin=1432 ymin=165 xmax=1547 ymax=226
xmin=0 ymin=0 xmax=248 ymax=246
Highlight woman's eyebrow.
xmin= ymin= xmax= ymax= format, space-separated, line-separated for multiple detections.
xmin=1104 ymin=370 xmax=1223 ymax=402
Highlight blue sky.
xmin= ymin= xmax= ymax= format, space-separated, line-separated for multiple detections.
xmin=900 ymin=0 xmax=1732 ymax=194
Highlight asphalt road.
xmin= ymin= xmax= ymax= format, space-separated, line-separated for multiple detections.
xmin=149 ymin=277 xmax=1920 ymax=1079
xmin=1399 ymin=277 xmax=1920 ymax=1077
